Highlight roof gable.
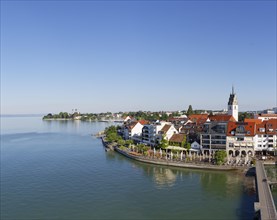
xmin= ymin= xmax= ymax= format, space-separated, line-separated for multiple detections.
xmin=209 ymin=114 xmax=236 ymax=122
xmin=160 ymin=124 xmax=171 ymax=133
xmin=169 ymin=134 xmax=186 ymax=143
xmin=227 ymin=122 xmax=256 ymax=136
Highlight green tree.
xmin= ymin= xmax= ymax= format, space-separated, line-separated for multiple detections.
xmin=181 ymin=135 xmax=187 ymax=148
xmin=214 ymin=150 xmax=227 ymax=165
xmin=187 ymin=105 xmax=193 ymax=116
xmin=137 ymin=144 xmax=145 ymax=153
xmin=238 ymin=112 xmax=253 ymax=122
xmin=125 ymin=140 xmax=134 ymax=147
xmin=118 ymin=139 xmax=125 ymax=146
xmin=160 ymin=113 xmax=169 ymax=121
xmin=105 ymin=125 xmax=121 ymax=143
xmin=106 ymin=133 xmax=119 ymax=143
xmin=185 ymin=142 xmax=191 ymax=151
xmin=159 ymin=135 xmax=169 ymax=149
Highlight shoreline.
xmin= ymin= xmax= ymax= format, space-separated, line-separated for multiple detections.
xmin=101 ymin=137 xmax=276 ymax=172
xmin=114 ymin=146 xmax=244 ymax=171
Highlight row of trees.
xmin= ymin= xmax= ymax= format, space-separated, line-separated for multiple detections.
xmin=43 ymin=112 xmax=70 ymax=119
xmin=123 ymin=106 xmax=205 ymax=121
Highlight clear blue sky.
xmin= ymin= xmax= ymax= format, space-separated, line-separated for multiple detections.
xmin=1 ymin=0 xmax=276 ymax=114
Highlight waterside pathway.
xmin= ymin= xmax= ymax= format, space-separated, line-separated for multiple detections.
xmin=114 ymin=146 xmax=239 ymax=171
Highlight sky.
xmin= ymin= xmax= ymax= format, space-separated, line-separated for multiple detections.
xmin=1 ymin=0 xmax=276 ymax=114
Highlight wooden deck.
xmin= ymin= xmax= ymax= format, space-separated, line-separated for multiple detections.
xmin=255 ymin=161 xmax=277 ymax=220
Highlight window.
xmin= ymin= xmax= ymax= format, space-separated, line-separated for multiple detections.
xmin=259 ymin=128 xmax=265 ymax=132
xmin=236 ymin=125 xmax=246 ymax=134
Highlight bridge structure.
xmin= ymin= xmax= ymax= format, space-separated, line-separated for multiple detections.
xmin=255 ymin=161 xmax=277 ymax=220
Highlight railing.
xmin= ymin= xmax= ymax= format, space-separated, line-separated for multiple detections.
xmin=255 ymin=161 xmax=277 ymax=220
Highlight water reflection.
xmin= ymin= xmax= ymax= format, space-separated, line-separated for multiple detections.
xmin=105 ymin=149 xmax=256 ymax=201
xmin=152 ymin=167 xmax=177 ymax=188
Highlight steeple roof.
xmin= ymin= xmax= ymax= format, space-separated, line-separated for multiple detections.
xmin=228 ymin=86 xmax=238 ymax=105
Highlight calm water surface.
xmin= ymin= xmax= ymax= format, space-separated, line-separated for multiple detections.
xmin=1 ymin=116 xmax=260 ymax=219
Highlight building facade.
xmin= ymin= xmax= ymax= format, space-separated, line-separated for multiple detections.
xmin=200 ymin=121 xmax=228 ymax=154
xmin=254 ymin=119 xmax=277 ymax=155
xmin=226 ymin=122 xmax=255 ymax=165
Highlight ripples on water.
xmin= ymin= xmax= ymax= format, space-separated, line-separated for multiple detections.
xmin=1 ymin=117 xmax=257 ymax=219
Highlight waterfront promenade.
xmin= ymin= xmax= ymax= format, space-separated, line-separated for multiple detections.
xmin=114 ymin=147 xmax=239 ymax=171
xmin=255 ymin=161 xmax=277 ymax=220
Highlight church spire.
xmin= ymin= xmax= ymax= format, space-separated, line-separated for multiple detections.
xmin=228 ymin=85 xmax=238 ymax=121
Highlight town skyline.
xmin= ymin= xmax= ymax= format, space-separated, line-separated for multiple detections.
xmin=1 ymin=1 xmax=276 ymax=114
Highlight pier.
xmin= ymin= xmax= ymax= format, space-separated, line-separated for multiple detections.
xmin=255 ymin=161 xmax=277 ymax=220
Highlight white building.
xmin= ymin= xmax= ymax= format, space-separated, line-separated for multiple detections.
xmin=254 ymin=114 xmax=277 ymax=121
xmin=142 ymin=122 xmax=173 ymax=146
xmin=191 ymin=141 xmax=202 ymax=152
xmin=142 ymin=124 xmax=158 ymax=146
xmin=123 ymin=116 xmax=133 ymax=122
xmin=254 ymin=119 xmax=277 ymax=155
xmin=123 ymin=120 xmax=148 ymax=142
xmin=158 ymin=124 xmax=178 ymax=141
xmin=226 ymin=122 xmax=255 ymax=164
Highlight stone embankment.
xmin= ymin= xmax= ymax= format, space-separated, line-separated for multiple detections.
xmin=114 ymin=147 xmax=241 ymax=171
xmin=101 ymin=137 xmax=116 ymax=151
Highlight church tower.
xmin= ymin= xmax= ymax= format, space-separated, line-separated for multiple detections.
xmin=228 ymin=86 xmax=238 ymax=121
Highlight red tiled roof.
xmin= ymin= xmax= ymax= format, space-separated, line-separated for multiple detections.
xmin=256 ymin=119 xmax=277 ymax=134
xmin=188 ymin=114 xmax=208 ymax=125
xmin=138 ymin=120 xmax=149 ymax=125
xmin=227 ymin=122 xmax=256 ymax=136
xmin=209 ymin=115 xmax=236 ymax=122
xmin=244 ymin=119 xmax=262 ymax=124
xmin=188 ymin=114 xmax=208 ymax=120
xmin=259 ymin=114 xmax=277 ymax=117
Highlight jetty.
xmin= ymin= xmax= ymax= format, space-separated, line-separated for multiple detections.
xmin=255 ymin=161 xmax=277 ymax=220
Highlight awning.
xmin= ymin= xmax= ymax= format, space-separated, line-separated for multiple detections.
xmin=166 ymin=146 xmax=187 ymax=151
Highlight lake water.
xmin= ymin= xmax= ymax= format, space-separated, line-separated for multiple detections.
xmin=0 ymin=116 xmax=269 ymax=219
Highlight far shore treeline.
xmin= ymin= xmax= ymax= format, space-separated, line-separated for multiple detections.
xmin=42 ymin=107 xmax=254 ymax=122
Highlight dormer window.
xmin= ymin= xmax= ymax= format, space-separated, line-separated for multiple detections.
xmin=259 ymin=128 xmax=265 ymax=132
xmin=236 ymin=125 xmax=246 ymax=134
